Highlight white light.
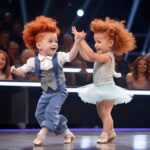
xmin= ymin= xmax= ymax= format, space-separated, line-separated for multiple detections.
xmin=77 ymin=9 xmax=84 ymax=17
xmin=133 ymin=135 xmax=147 ymax=149
xmin=0 ymin=81 xmax=150 ymax=95
xmin=127 ymin=90 xmax=150 ymax=95
xmin=63 ymin=68 xmax=93 ymax=73
xmin=81 ymin=137 xmax=91 ymax=149
xmin=64 ymin=68 xmax=81 ymax=73
xmin=0 ymin=81 xmax=41 ymax=87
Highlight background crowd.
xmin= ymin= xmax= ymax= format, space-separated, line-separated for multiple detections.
xmin=0 ymin=11 xmax=150 ymax=90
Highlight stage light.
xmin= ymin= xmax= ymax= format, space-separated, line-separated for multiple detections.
xmin=42 ymin=0 xmax=52 ymax=16
xmin=19 ymin=0 xmax=27 ymax=24
xmin=125 ymin=0 xmax=141 ymax=60
xmin=142 ymin=27 xmax=150 ymax=55
xmin=77 ymin=9 xmax=84 ymax=17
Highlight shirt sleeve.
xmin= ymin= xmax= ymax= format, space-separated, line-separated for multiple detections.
xmin=21 ymin=57 xmax=35 ymax=73
xmin=57 ymin=52 xmax=70 ymax=67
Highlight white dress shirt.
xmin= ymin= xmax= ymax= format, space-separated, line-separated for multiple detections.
xmin=21 ymin=52 xmax=70 ymax=73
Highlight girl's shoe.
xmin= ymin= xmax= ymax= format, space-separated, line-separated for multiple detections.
xmin=97 ymin=132 xmax=109 ymax=144
xmin=108 ymin=129 xmax=116 ymax=142
xmin=33 ymin=134 xmax=46 ymax=146
xmin=64 ymin=132 xmax=75 ymax=144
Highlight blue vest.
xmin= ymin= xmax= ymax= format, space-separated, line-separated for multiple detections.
xmin=35 ymin=54 xmax=66 ymax=91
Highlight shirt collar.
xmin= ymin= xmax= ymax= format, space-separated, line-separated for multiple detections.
xmin=38 ymin=54 xmax=53 ymax=61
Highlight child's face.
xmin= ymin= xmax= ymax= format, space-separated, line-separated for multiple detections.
xmin=37 ymin=32 xmax=58 ymax=56
xmin=0 ymin=53 xmax=6 ymax=70
xmin=94 ymin=33 xmax=113 ymax=53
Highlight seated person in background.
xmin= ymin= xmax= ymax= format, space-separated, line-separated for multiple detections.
xmin=19 ymin=49 xmax=39 ymax=81
xmin=145 ymin=53 xmax=150 ymax=85
xmin=114 ymin=54 xmax=129 ymax=88
xmin=7 ymin=41 xmax=21 ymax=66
xmin=126 ymin=56 xmax=150 ymax=89
xmin=0 ymin=50 xmax=12 ymax=80
xmin=115 ymin=54 xmax=129 ymax=77
xmin=0 ymin=31 xmax=10 ymax=52
xmin=74 ymin=58 xmax=92 ymax=86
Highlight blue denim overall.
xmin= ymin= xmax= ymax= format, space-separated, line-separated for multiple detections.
xmin=34 ymin=54 xmax=68 ymax=135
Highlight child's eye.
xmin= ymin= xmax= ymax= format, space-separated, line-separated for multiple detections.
xmin=95 ymin=41 xmax=101 ymax=44
xmin=48 ymin=40 xmax=58 ymax=43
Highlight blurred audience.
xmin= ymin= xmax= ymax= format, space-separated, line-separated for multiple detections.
xmin=115 ymin=54 xmax=129 ymax=77
xmin=74 ymin=59 xmax=92 ymax=86
xmin=126 ymin=56 xmax=150 ymax=89
xmin=0 ymin=31 xmax=10 ymax=51
xmin=145 ymin=53 xmax=150 ymax=84
xmin=7 ymin=41 xmax=21 ymax=66
xmin=10 ymin=21 xmax=24 ymax=49
xmin=114 ymin=54 xmax=128 ymax=88
xmin=0 ymin=50 xmax=12 ymax=80
xmin=19 ymin=49 xmax=39 ymax=81
xmin=61 ymin=33 xmax=74 ymax=51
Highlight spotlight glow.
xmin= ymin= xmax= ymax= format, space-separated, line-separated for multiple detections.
xmin=77 ymin=9 xmax=84 ymax=17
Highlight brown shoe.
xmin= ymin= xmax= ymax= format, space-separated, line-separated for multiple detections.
xmin=64 ymin=132 xmax=75 ymax=144
xmin=97 ymin=132 xmax=109 ymax=144
xmin=108 ymin=129 xmax=116 ymax=142
xmin=33 ymin=134 xmax=46 ymax=146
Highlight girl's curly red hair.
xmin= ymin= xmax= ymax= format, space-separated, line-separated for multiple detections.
xmin=90 ymin=17 xmax=136 ymax=53
xmin=23 ymin=16 xmax=60 ymax=50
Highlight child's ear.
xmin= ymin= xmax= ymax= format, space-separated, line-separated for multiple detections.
xmin=108 ymin=40 xmax=114 ymax=47
xmin=36 ymin=42 xmax=42 ymax=49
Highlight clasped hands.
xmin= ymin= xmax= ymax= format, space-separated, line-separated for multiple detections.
xmin=72 ymin=26 xmax=86 ymax=42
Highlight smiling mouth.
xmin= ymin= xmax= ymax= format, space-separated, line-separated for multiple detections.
xmin=0 ymin=64 xmax=4 ymax=67
xmin=51 ymin=48 xmax=56 ymax=51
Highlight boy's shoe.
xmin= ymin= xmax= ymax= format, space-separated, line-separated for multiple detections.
xmin=97 ymin=132 xmax=109 ymax=144
xmin=64 ymin=132 xmax=75 ymax=144
xmin=108 ymin=129 xmax=116 ymax=142
xmin=33 ymin=134 xmax=46 ymax=146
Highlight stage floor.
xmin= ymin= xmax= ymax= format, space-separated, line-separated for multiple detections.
xmin=0 ymin=128 xmax=150 ymax=150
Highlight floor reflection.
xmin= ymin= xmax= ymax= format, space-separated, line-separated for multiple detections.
xmin=0 ymin=129 xmax=150 ymax=150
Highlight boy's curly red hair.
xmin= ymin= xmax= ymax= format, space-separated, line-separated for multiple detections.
xmin=23 ymin=16 xmax=60 ymax=50
xmin=90 ymin=17 xmax=136 ymax=53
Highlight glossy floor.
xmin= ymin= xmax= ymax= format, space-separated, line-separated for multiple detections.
xmin=0 ymin=128 xmax=150 ymax=150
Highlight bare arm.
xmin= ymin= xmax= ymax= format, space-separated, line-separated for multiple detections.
xmin=80 ymin=40 xmax=110 ymax=63
xmin=78 ymin=45 xmax=93 ymax=62
xmin=69 ymin=27 xmax=80 ymax=61
xmin=72 ymin=27 xmax=110 ymax=63
xmin=69 ymin=41 xmax=79 ymax=61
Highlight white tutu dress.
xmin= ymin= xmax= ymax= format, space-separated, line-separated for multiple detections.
xmin=77 ymin=52 xmax=133 ymax=105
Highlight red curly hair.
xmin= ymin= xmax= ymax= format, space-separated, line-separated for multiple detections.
xmin=90 ymin=17 xmax=136 ymax=53
xmin=23 ymin=16 xmax=60 ymax=51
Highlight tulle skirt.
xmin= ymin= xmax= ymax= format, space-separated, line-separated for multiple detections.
xmin=77 ymin=83 xmax=133 ymax=105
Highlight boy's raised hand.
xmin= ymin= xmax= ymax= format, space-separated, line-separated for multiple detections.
xmin=72 ymin=26 xmax=78 ymax=36
xmin=72 ymin=26 xmax=86 ymax=42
